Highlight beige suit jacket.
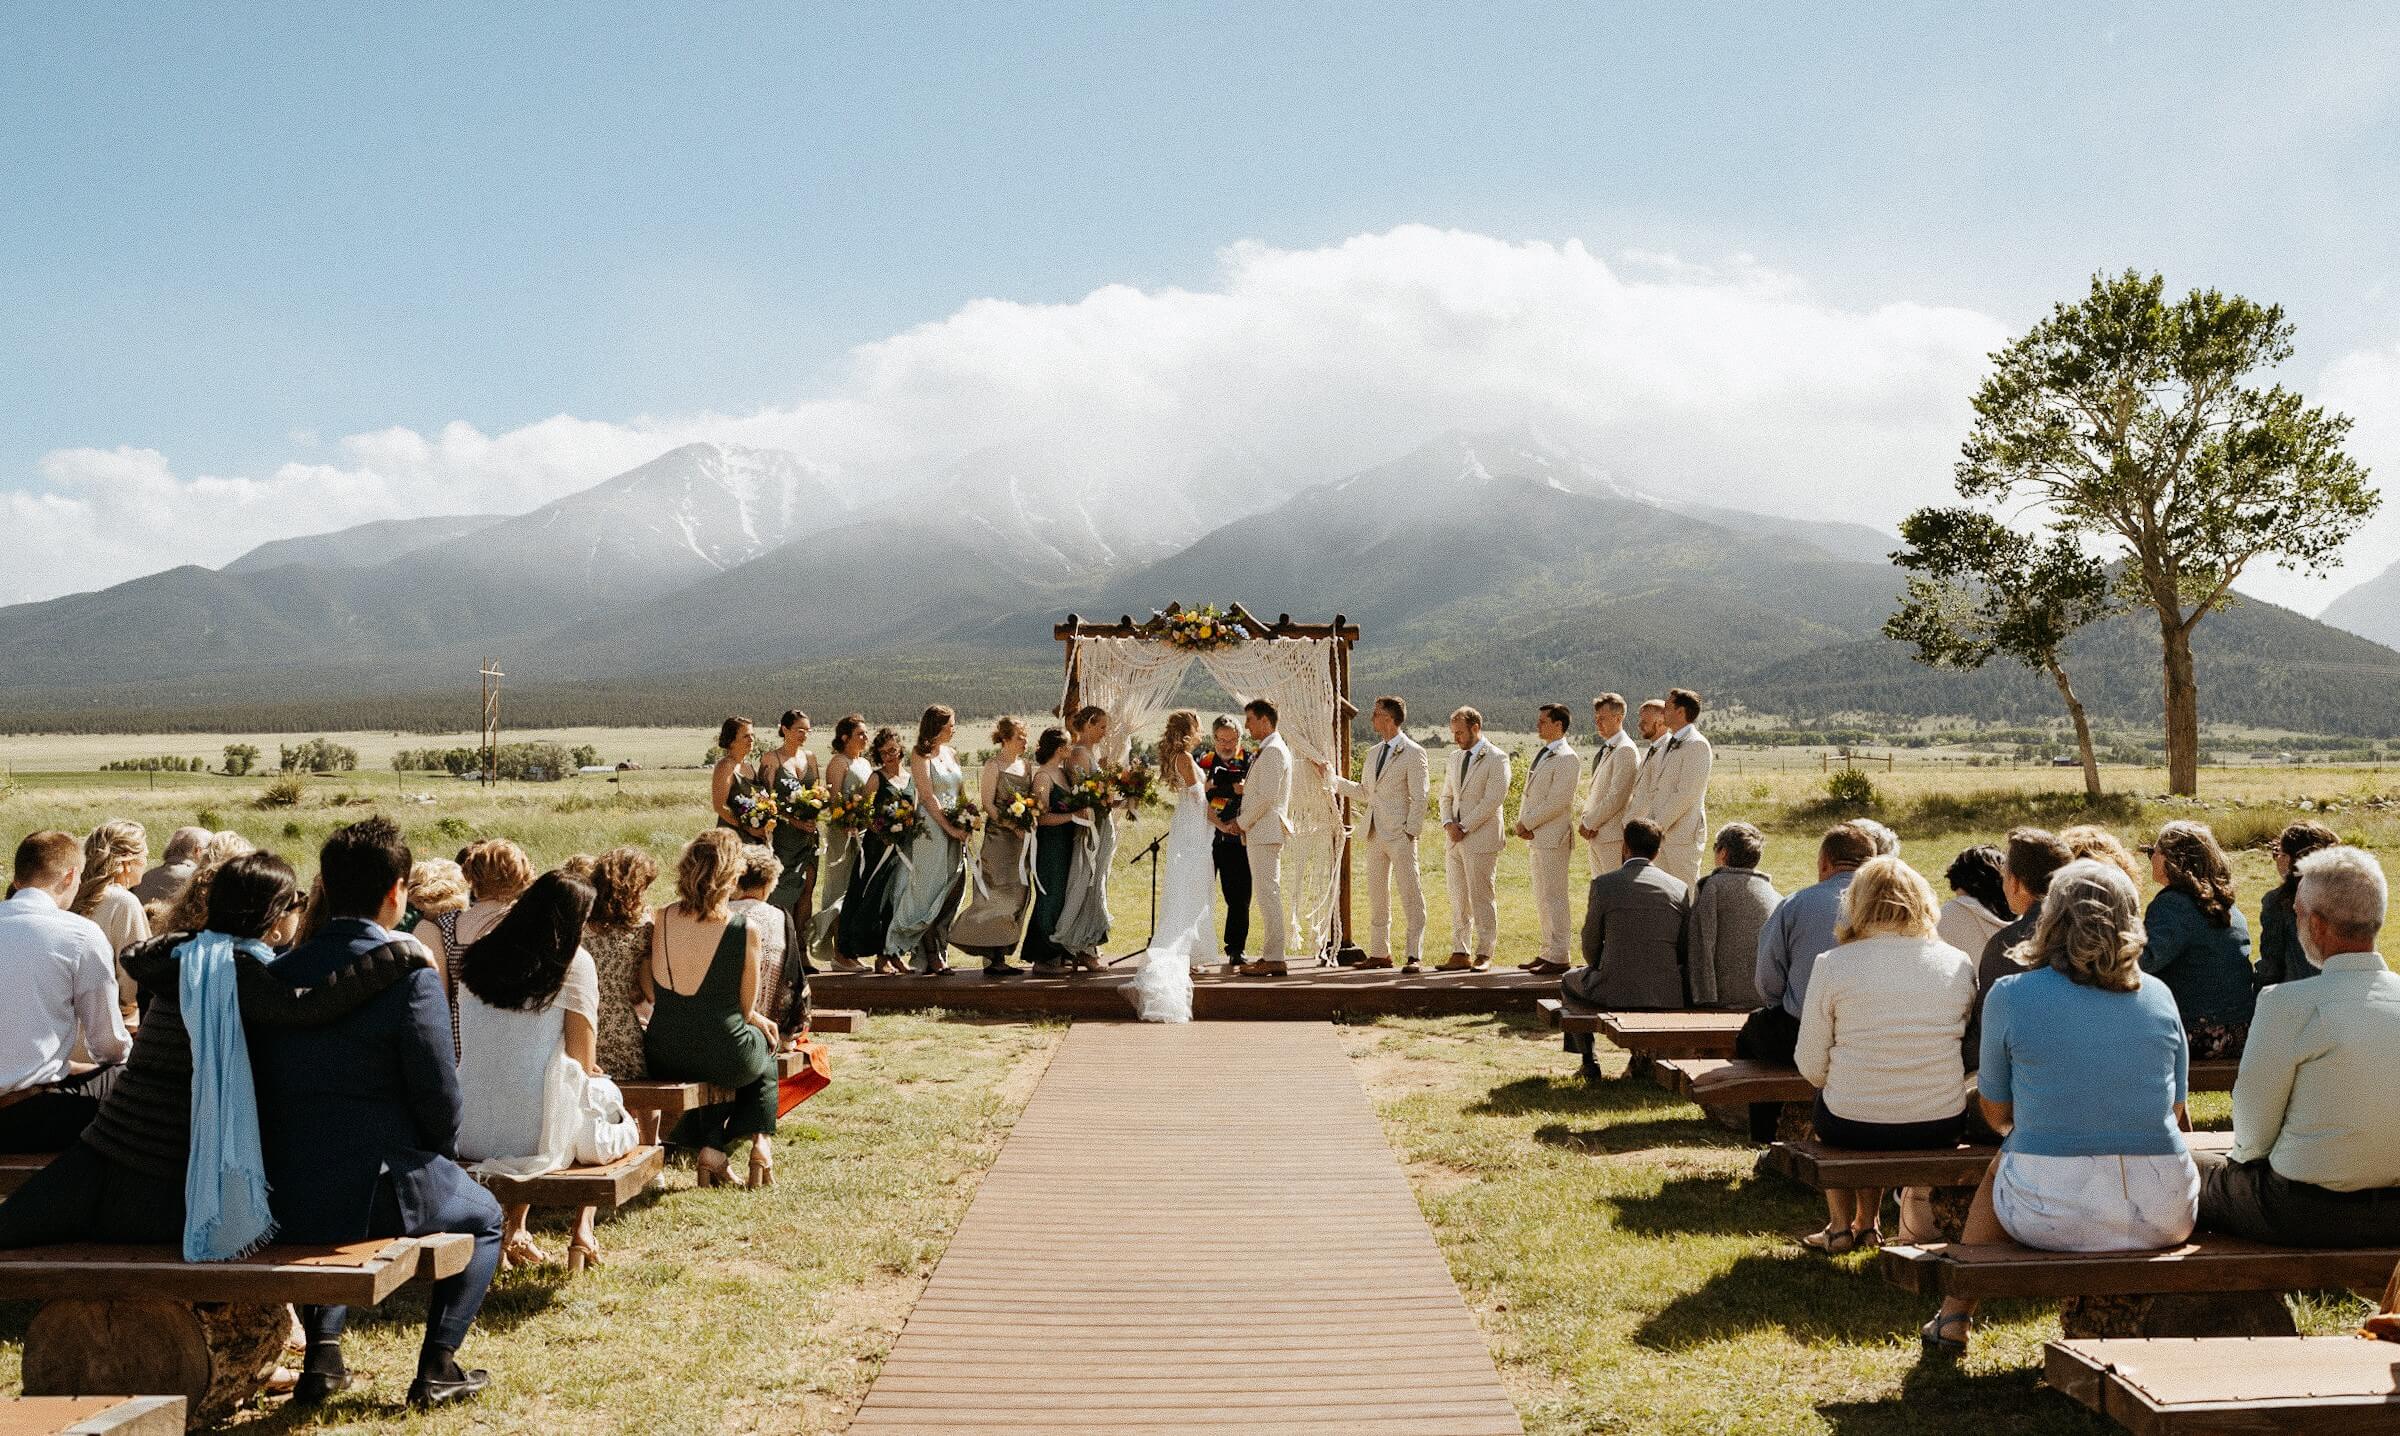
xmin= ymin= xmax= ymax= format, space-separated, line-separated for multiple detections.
xmin=1643 ymin=728 xmax=1714 ymax=856
xmin=1439 ymin=740 xmax=1511 ymax=857
xmin=1516 ymin=740 xmax=1580 ymax=850
xmin=1332 ymin=734 xmax=1428 ymax=843
xmin=1238 ymin=732 xmax=1294 ymax=845
xmin=1579 ymin=734 xmax=1640 ymax=841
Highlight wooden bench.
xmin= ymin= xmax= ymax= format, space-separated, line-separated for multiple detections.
xmin=0 ymin=1152 xmax=57 ymax=1198
xmin=473 ymin=1145 xmax=664 ymax=1210
xmin=1535 ymin=997 xmax=1598 ymax=1035
xmin=806 ymin=1008 xmax=864 ymax=1035
xmin=0 ymin=1235 xmax=471 ymax=1427
xmin=1765 ymin=1131 xmax=2238 ymax=1193
xmin=1599 ymin=1011 xmax=1744 ymax=1058
xmin=0 ymin=1397 xmax=186 ymax=1435
xmin=1655 ymin=1058 xmax=1816 ymax=1107
xmin=2188 ymin=1060 xmax=2238 ymax=1093
xmin=2045 ymin=1336 xmax=2400 ymax=1433
xmin=620 ymin=1049 xmax=812 ymax=1142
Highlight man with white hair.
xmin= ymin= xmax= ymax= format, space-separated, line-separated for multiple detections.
xmin=133 ymin=825 xmax=211 ymax=908
xmin=2196 ymin=846 xmax=2400 ymax=1247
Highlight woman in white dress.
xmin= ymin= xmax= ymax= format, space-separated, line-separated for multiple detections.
xmin=1127 ymin=710 xmax=1221 ymax=1023
xmin=454 ymin=872 xmax=607 ymax=1272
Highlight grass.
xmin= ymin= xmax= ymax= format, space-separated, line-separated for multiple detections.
xmin=0 ymin=1014 xmax=1062 ymax=1435
xmin=1341 ymin=1015 xmax=2366 ymax=1436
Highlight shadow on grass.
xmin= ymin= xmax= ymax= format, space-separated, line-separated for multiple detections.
xmin=1608 ymin=1172 xmax=1819 ymax=1239
xmin=1471 ymin=1071 xmax=1695 ymax=1120
xmin=1634 ymin=1249 xmax=1925 ymax=1351
xmin=1818 ymin=1356 xmax=2108 ymax=1435
xmin=1535 ymin=1116 xmax=1751 ymax=1155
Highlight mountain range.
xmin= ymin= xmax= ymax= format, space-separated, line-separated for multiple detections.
xmin=4 ymin=426 xmax=2398 ymax=738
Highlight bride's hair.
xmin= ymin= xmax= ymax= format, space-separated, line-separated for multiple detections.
xmin=1160 ymin=710 xmax=1198 ymax=756
xmin=1034 ymin=727 xmax=1070 ymax=765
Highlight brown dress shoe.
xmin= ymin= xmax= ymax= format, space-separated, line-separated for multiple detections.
xmin=1355 ymin=955 xmax=1395 ymax=971
xmin=1402 ymin=959 xmax=1425 ymax=974
xmin=1438 ymin=953 xmax=1474 ymax=972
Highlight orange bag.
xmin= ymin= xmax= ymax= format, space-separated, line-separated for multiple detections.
xmin=776 ymin=1038 xmax=833 ymax=1116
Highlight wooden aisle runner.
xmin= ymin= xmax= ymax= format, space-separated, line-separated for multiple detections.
xmin=848 ymin=1022 xmax=1522 ymax=1435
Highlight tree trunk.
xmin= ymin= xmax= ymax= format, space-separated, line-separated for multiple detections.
xmin=2159 ymin=616 xmax=2202 ymax=796
xmin=2047 ymin=661 xmax=2102 ymax=799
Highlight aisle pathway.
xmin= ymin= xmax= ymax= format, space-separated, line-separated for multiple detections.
xmin=848 ymin=1022 xmax=1522 ymax=1434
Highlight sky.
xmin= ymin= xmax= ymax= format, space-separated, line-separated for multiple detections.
xmin=5 ymin=2 xmax=2400 ymax=611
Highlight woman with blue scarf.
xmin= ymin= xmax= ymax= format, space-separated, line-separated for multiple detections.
xmin=0 ymin=852 xmax=420 ymax=1255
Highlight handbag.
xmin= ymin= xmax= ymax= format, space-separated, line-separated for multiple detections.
xmin=572 ymin=1071 xmax=641 ymax=1166
xmin=776 ymin=1039 xmax=832 ymax=1117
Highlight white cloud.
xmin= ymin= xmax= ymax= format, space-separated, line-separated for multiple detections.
xmin=40 ymin=225 xmax=2396 ymax=614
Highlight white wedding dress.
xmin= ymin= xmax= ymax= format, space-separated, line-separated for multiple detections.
xmin=1127 ymin=765 xmax=1220 ymax=1023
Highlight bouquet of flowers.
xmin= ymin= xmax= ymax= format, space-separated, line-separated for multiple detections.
xmin=995 ymin=790 xmax=1043 ymax=832
xmin=729 ymin=785 xmax=781 ymax=833
xmin=1058 ymin=773 xmax=1115 ymax=813
xmin=947 ymin=798 xmax=984 ymax=836
xmin=869 ymin=793 xmax=926 ymax=845
xmin=821 ymin=786 xmax=875 ymax=833
xmin=1156 ymin=603 xmax=1248 ymax=651
xmin=773 ymin=772 xmax=832 ymax=825
xmin=1106 ymin=760 xmax=1157 ymax=811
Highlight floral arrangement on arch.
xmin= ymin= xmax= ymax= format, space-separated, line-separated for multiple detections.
xmin=1154 ymin=603 xmax=1251 ymax=651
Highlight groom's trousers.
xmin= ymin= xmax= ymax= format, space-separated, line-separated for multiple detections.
xmin=1246 ymin=841 xmax=1287 ymax=963
xmin=1360 ymin=831 xmax=1425 ymax=962
xmin=1212 ymin=833 xmax=1251 ymax=959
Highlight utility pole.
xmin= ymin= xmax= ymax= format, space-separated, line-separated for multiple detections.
xmin=480 ymin=659 xmax=504 ymax=787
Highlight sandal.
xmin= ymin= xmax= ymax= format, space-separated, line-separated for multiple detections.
xmin=1920 ymin=1310 xmax=1971 ymax=1356
xmin=694 ymin=1148 xmax=733 ymax=1189
xmin=566 ymin=1237 xmax=602 ymax=1275
xmin=501 ymin=1229 xmax=550 ymax=1268
xmin=1799 ymin=1227 xmax=1859 ymax=1256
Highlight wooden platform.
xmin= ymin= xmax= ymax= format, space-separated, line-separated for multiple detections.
xmin=0 ymin=1153 xmax=55 ymax=1198
xmin=847 ymin=1022 xmax=1523 ymax=1434
xmin=816 ymin=963 xmax=1552 ymax=1021
xmin=0 ymin=1397 xmax=184 ymax=1435
xmin=2047 ymin=1336 xmax=2400 ymax=1433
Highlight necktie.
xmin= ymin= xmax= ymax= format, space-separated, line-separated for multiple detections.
xmin=1459 ymin=750 xmax=1473 ymax=786
xmin=1531 ymin=747 xmax=1549 ymax=775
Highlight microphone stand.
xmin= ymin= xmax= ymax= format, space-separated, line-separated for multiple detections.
xmin=1108 ymin=829 xmax=1169 ymax=965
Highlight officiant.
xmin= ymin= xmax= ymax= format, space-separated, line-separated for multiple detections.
xmin=1198 ymin=716 xmax=1252 ymax=967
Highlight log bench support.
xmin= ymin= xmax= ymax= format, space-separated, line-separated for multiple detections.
xmin=0 ymin=1396 xmax=189 ymax=1435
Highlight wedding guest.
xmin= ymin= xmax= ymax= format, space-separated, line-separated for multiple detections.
xmin=160 ymin=829 xmax=257 ymax=937
xmin=710 ymin=717 xmax=769 ymax=842
xmin=455 ymin=873 xmax=602 ymax=1272
xmin=0 ymin=851 xmax=414 ymax=1256
xmin=837 ymin=729 xmax=915 ymax=973
xmin=132 ymin=825 xmax=210 ymax=908
xmin=1578 ymin=693 xmax=1642 ymax=882
xmin=1199 ymin=717 xmax=1253 ymax=968
xmin=583 ymin=847 xmax=657 ymax=1081
xmin=0 ymin=832 xmax=132 ymax=1152
xmin=2253 ymin=820 xmax=2340 ymax=990
xmin=890 ymin=705 xmax=969 ymax=976
xmin=427 ymin=839 xmax=532 ymax=1056
xmin=1321 ymin=696 xmax=1428 ymax=971
xmin=2143 ymin=820 xmax=2256 ymax=1058
xmin=403 ymin=858 xmax=469 ymax=940
xmin=1923 ymin=860 xmax=2195 ymax=1356
xmin=1053 ymin=706 xmax=1121 ymax=969
xmin=641 ymin=831 xmax=778 ymax=1189
xmin=2198 ymin=847 xmax=2400 ymax=1247
xmin=1563 ymin=820 xmax=1689 ymax=1077
xmin=1794 ymin=857 xmax=1975 ymax=1255
xmin=71 ymin=820 xmax=152 ymax=958
xmin=952 ymin=718 xmax=1036 ymax=976
xmin=1515 ymin=703 xmax=1581 ymax=975
xmin=731 ymin=846 xmax=807 ymax=1030
xmin=1935 ymin=845 xmax=2013 ymax=960
xmin=1737 ymin=822 xmax=1875 ymax=1141
xmin=758 ymin=709 xmax=822 ymax=939
xmin=1689 ymin=822 xmax=1777 ymax=1010
xmin=1021 ymin=728 xmax=1081 ymax=974
xmin=1641 ymin=688 xmax=1714 ymax=884
xmin=1966 ymin=828 xmax=2075 ymax=1047
xmin=810 ymin=715 xmax=872 ymax=973
xmin=251 ymin=817 xmax=503 ymax=1409
xmin=2060 ymin=824 xmax=2145 ymax=889
xmin=1855 ymin=819 xmax=1901 ymax=858
xmin=1439 ymin=706 xmax=1510 ymax=971
xmin=556 ymin=854 xmax=598 ymax=882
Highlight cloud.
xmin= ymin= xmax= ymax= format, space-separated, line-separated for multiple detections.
xmin=41 ymin=223 xmax=2358 ymax=608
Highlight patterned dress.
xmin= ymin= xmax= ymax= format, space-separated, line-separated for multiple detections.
xmin=584 ymin=920 xmax=651 ymax=1080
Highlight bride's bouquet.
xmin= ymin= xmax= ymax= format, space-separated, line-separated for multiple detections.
xmin=1156 ymin=603 xmax=1248 ymax=652
xmin=994 ymin=790 xmax=1043 ymax=832
xmin=1105 ymin=760 xmax=1157 ymax=811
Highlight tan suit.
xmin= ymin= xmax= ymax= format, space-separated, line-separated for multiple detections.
xmin=1517 ymin=739 xmax=1580 ymax=963
xmin=1331 ymin=733 xmax=1429 ymax=962
xmin=1440 ymin=739 xmax=1511 ymax=958
xmin=1237 ymin=731 xmax=1294 ymax=962
xmin=1579 ymin=732 xmax=1641 ymax=878
xmin=1641 ymin=726 xmax=1714 ymax=884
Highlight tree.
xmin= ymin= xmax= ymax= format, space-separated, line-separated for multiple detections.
xmin=1955 ymin=270 xmax=2378 ymax=794
xmin=1886 ymin=509 xmax=2116 ymax=797
xmin=223 ymin=743 xmax=261 ymax=776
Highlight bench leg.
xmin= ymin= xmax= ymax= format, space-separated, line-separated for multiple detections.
xmin=2057 ymin=1291 xmax=2297 ymax=1340
xmin=23 ymin=1297 xmax=287 ymax=1429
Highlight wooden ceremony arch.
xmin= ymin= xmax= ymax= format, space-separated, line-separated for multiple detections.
xmin=1054 ymin=603 xmax=1366 ymax=963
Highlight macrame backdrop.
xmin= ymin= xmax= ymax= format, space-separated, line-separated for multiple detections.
xmin=1065 ymin=636 xmax=1348 ymax=959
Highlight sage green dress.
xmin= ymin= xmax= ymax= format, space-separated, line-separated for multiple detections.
xmin=643 ymin=913 xmax=776 ymax=1152
xmin=1053 ymin=754 xmax=1116 ymax=956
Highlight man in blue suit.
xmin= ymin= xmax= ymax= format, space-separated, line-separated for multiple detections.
xmin=253 ymin=817 xmax=502 ymax=1409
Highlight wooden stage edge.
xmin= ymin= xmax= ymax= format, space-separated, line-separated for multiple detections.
xmin=812 ymin=963 xmax=1555 ymax=1020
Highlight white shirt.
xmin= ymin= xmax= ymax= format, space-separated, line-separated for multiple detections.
xmin=1794 ymin=932 xmax=1976 ymax=1125
xmin=1935 ymin=896 xmax=2011 ymax=962
xmin=1532 ymin=737 xmax=1571 ymax=766
xmin=1671 ymin=723 xmax=1698 ymax=745
xmin=0 ymin=888 xmax=132 ymax=1093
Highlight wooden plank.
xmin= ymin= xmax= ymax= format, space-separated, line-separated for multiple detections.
xmin=0 ymin=1153 xmax=55 ymax=1198
xmin=2190 ymin=1060 xmax=2239 ymax=1094
xmin=1596 ymin=1011 xmax=1743 ymax=1057
xmin=0 ymin=1397 xmax=186 ymax=1436
xmin=846 ymin=1023 xmax=1522 ymax=1434
xmin=1881 ymin=1238 xmax=2400 ymax=1301
xmin=813 ymin=963 xmax=1556 ymax=1022
xmin=0 ymin=1236 xmax=445 ymax=1306
xmin=473 ymin=1146 xmax=664 ymax=1208
xmin=808 ymin=1008 xmax=865 ymax=1034
xmin=1767 ymin=1131 xmax=2237 ymax=1192
xmin=2047 ymin=1337 xmax=2400 ymax=1434
xmin=1656 ymin=1058 xmax=1816 ymax=1106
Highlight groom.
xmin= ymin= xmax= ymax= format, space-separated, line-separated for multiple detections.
xmin=1231 ymin=698 xmax=1293 ymax=976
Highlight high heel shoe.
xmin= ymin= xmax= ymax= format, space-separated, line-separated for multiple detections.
xmin=747 ymin=1151 xmax=776 ymax=1190
xmin=694 ymin=1149 xmax=733 ymax=1189
xmin=566 ymin=1237 xmax=601 ymax=1274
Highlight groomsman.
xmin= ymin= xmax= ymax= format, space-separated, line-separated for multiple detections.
xmin=1439 ymin=706 xmax=1511 ymax=971
xmin=1514 ymin=703 xmax=1580 ymax=975
xmin=1622 ymin=698 xmax=1672 ymax=838
xmin=1642 ymin=688 xmax=1715 ymax=884
xmin=1319 ymin=696 xmax=1429 ymax=970
xmin=1578 ymin=693 xmax=1641 ymax=879
xmin=1200 ymin=718 xmax=1252 ymax=966
xmin=1233 ymin=699 xmax=1294 ymax=974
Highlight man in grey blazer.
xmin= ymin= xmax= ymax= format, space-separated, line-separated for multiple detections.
xmin=1562 ymin=819 xmax=1691 ymax=1077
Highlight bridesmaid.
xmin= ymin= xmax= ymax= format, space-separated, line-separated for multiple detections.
xmin=950 ymin=718 xmax=1035 ymax=976
xmin=1019 ymin=727 xmax=1079 ymax=974
xmin=759 ymin=709 xmax=822 ymax=941
xmin=1052 ymin=705 xmax=1120 ymax=971
xmin=809 ymin=715 xmax=872 ymax=973
xmin=888 ymin=705 xmax=968 ymax=977
xmin=710 ymin=717 xmax=769 ymax=842
xmin=836 ymin=728 xmax=913 ymax=974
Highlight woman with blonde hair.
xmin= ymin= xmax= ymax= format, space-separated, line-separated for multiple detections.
xmin=1923 ymin=859 xmax=2195 ymax=1355
xmin=952 ymin=717 xmax=1036 ymax=976
xmin=2143 ymin=820 xmax=2255 ymax=1057
xmin=2059 ymin=824 xmax=2144 ymax=889
xmin=1793 ymin=856 xmax=1976 ymax=1254
xmin=424 ymin=839 xmax=534 ymax=1055
xmin=584 ymin=847 xmax=658 ymax=1080
xmin=73 ymin=821 xmax=153 ymax=1009
xmin=640 ymin=830 xmax=778 ymax=1189
xmin=887 ymin=705 xmax=967 ymax=977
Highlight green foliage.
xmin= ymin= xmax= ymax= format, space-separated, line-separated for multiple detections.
xmin=278 ymin=737 xmax=358 ymax=773
xmin=194 ymin=806 xmax=224 ymax=829
xmin=280 ymin=819 xmax=304 ymax=839
xmin=393 ymin=741 xmax=577 ymax=780
xmin=99 ymin=754 xmax=208 ymax=772
xmin=1822 ymin=767 xmax=1881 ymax=812
xmin=435 ymin=816 xmax=472 ymax=841
xmin=255 ymin=777 xmax=306 ymax=808
xmin=221 ymin=744 xmax=261 ymax=776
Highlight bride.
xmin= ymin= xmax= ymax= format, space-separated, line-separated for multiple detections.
xmin=1126 ymin=709 xmax=1219 ymax=1022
